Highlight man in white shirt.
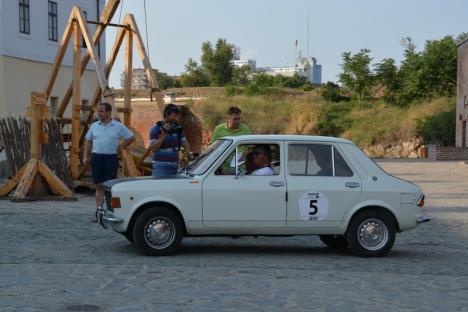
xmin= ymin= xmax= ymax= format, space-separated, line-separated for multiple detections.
xmin=84 ymin=103 xmax=135 ymax=221
xmin=251 ymin=145 xmax=275 ymax=176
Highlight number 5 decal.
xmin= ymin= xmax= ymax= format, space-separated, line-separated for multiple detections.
xmin=299 ymin=192 xmax=329 ymax=222
xmin=309 ymin=199 xmax=318 ymax=215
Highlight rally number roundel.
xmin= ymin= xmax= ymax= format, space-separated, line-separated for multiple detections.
xmin=298 ymin=192 xmax=329 ymax=222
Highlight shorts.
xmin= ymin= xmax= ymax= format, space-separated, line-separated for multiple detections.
xmin=91 ymin=153 xmax=119 ymax=184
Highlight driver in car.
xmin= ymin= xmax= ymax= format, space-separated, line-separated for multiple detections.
xmin=250 ymin=145 xmax=275 ymax=176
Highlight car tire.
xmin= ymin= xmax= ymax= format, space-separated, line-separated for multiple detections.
xmin=319 ymin=235 xmax=348 ymax=249
xmin=122 ymin=231 xmax=133 ymax=243
xmin=346 ymin=210 xmax=396 ymax=257
xmin=133 ymin=207 xmax=184 ymax=256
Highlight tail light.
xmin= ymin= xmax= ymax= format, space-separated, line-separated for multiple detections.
xmin=417 ymin=194 xmax=425 ymax=207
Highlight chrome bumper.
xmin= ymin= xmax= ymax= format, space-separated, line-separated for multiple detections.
xmin=416 ymin=216 xmax=431 ymax=224
xmin=97 ymin=208 xmax=123 ymax=229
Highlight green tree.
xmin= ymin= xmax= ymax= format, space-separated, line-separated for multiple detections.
xmin=201 ymin=39 xmax=235 ymax=86
xmin=152 ymin=69 xmax=176 ymax=90
xmin=231 ymin=66 xmax=251 ymax=86
xmin=419 ymin=36 xmax=457 ymax=97
xmin=321 ymin=81 xmax=346 ymax=102
xmin=374 ymin=58 xmax=400 ymax=105
xmin=339 ymin=48 xmax=374 ymax=103
xmin=180 ymin=58 xmax=210 ymax=87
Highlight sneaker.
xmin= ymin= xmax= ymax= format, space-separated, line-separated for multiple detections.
xmin=90 ymin=208 xmax=100 ymax=223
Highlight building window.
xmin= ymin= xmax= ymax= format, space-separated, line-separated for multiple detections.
xmin=82 ymin=11 xmax=87 ymax=48
xmin=48 ymin=1 xmax=58 ymax=41
xmin=19 ymin=0 xmax=30 ymax=34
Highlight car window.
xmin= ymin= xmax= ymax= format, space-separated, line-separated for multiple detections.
xmin=215 ymin=144 xmax=280 ymax=176
xmin=288 ymin=144 xmax=353 ymax=177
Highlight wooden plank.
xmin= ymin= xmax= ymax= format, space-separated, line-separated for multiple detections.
xmin=13 ymin=159 xmax=38 ymax=199
xmin=0 ymin=165 xmax=26 ymax=197
xmin=75 ymin=7 xmax=110 ymax=98
xmin=55 ymin=0 xmax=121 ymax=117
xmin=127 ymin=14 xmax=166 ymax=116
xmin=124 ymin=27 xmax=133 ymax=126
xmin=37 ymin=161 xmax=74 ymax=198
xmin=121 ymin=150 xmax=140 ymax=177
xmin=71 ymin=20 xmax=81 ymax=180
xmin=43 ymin=13 xmax=75 ymax=99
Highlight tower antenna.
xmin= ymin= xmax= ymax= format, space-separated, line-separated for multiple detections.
xmin=307 ymin=14 xmax=310 ymax=58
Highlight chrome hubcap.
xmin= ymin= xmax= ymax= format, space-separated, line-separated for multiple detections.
xmin=144 ymin=217 xmax=175 ymax=249
xmin=357 ymin=218 xmax=388 ymax=251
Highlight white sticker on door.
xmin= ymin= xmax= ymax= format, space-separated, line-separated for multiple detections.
xmin=299 ymin=192 xmax=329 ymax=221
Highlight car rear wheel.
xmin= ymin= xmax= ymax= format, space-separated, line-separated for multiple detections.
xmin=346 ymin=210 xmax=396 ymax=257
xmin=319 ymin=235 xmax=348 ymax=249
xmin=133 ymin=207 xmax=184 ymax=256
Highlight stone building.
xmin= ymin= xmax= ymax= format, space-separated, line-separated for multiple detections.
xmin=0 ymin=0 xmax=106 ymax=116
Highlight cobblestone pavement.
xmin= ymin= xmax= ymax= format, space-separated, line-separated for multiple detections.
xmin=1 ymin=160 xmax=468 ymax=312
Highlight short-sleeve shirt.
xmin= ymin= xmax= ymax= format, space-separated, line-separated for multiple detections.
xmin=149 ymin=123 xmax=187 ymax=162
xmin=85 ymin=119 xmax=134 ymax=154
xmin=251 ymin=167 xmax=275 ymax=176
xmin=210 ymin=122 xmax=252 ymax=143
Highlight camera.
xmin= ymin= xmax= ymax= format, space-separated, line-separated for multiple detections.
xmin=159 ymin=121 xmax=182 ymax=135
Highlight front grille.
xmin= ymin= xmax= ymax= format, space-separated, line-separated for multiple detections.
xmin=104 ymin=189 xmax=113 ymax=212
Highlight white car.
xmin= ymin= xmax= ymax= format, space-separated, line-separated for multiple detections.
xmin=98 ymin=135 xmax=430 ymax=257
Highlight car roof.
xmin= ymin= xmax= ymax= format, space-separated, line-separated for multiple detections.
xmin=223 ymin=134 xmax=353 ymax=144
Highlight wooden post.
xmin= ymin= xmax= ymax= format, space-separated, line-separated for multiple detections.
xmin=71 ymin=19 xmax=81 ymax=180
xmin=124 ymin=27 xmax=133 ymax=126
xmin=128 ymin=15 xmax=165 ymax=116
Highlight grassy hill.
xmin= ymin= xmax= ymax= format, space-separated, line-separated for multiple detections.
xmin=185 ymin=89 xmax=455 ymax=149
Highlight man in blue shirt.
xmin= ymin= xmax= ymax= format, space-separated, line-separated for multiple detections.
xmin=149 ymin=104 xmax=190 ymax=177
xmin=84 ymin=102 xmax=135 ymax=221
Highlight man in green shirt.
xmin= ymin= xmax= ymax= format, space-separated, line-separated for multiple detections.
xmin=210 ymin=106 xmax=252 ymax=143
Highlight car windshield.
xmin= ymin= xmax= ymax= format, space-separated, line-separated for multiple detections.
xmin=187 ymin=139 xmax=232 ymax=175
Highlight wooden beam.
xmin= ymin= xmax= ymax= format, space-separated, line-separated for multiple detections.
xmin=55 ymin=0 xmax=121 ymax=117
xmin=78 ymin=26 xmax=127 ymax=143
xmin=121 ymin=150 xmax=140 ymax=177
xmin=13 ymin=159 xmax=38 ymax=199
xmin=43 ymin=12 xmax=75 ymax=99
xmin=37 ymin=162 xmax=74 ymax=197
xmin=124 ymin=25 xmax=133 ymax=126
xmin=0 ymin=165 xmax=26 ymax=197
xmin=127 ymin=14 xmax=166 ymax=116
xmin=71 ymin=20 xmax=81 ymax=180
xmin=74 ymin=7 xmax=110 ymax=97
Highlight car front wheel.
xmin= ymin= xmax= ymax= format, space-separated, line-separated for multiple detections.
xmin=133 ymin=207 xmax=184 ymax=256
xmin=346 ymin=210 xmax=396 ymax=257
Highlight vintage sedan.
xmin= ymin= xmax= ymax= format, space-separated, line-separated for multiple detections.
xmin=98 ymin=135 xmax=430 ymax=257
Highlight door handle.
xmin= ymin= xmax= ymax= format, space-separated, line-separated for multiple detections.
xmin=345 ymin=182 xmax=360 ymax=188
xmin=270 ymin=181 xmax=285 ymax=187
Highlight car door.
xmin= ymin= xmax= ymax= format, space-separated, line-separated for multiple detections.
xmin=286 ymin=142 xmax=362 ymax=229
xmin=202 ymin=142 xmax=287 ymax=228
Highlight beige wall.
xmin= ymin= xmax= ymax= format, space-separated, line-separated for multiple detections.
xmin=0 ymin=55 xmax=99 ymax=117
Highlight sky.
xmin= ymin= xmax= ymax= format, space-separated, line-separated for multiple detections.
xmin=105 ymin=0 xmax=468 ymax=88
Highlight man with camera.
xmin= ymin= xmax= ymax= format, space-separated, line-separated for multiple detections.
xmin=149 ymin=104 xmax=190 ymax=177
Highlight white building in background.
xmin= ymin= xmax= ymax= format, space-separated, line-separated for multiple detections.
xmin=121 ymin=68 xmax=151 ymax=90
xmin=258 ymin=57 xmax=322 ymax=84
xmin=0 ymin=0 xmax=105 ymax=116
xmin=231 ymin=59 xmax=257 ymax=70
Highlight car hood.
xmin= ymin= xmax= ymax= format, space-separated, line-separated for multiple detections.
xmin=103 ymin=175 xmax=191 ymax=189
